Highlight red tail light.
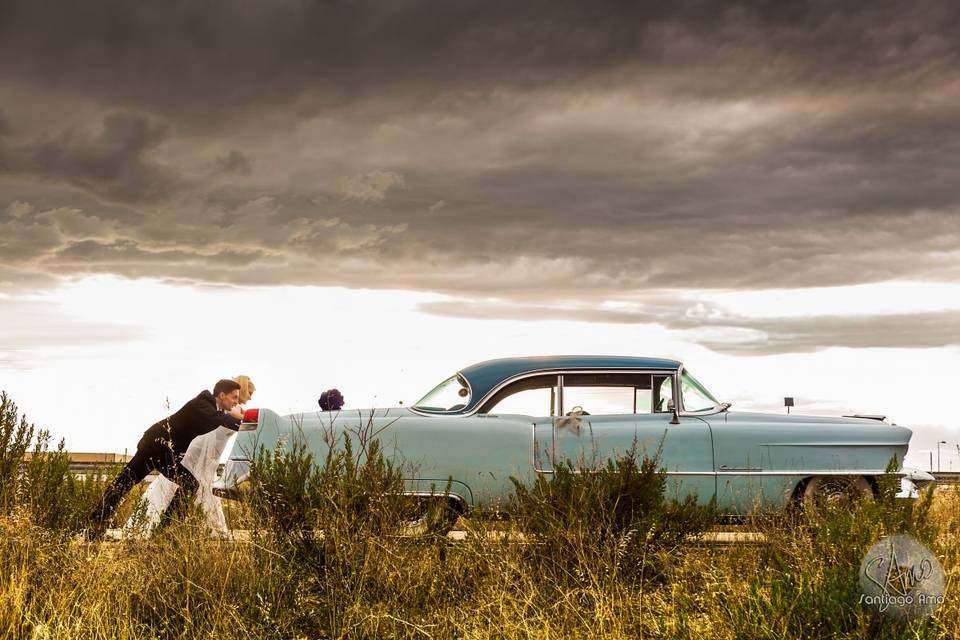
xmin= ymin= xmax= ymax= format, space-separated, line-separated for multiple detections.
xmin=242 ymin=408 xmax=259 ymax=423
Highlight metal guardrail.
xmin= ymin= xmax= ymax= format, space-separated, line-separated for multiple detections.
xmin=931 ymin=472 xmax=960 ymax=484
xmin=63 ymin=460 xmax=226 ymax=484
xmin=20 ymin=452 xmax=226 ymax=485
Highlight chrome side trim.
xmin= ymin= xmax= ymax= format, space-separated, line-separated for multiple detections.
xmin=535 ymin=469 xmax=899 ymax=477
xmin=759 ymin=442 xmax=908 ymax=447
xmin=670 ymin=469 xmax=901 ymax=476
xmin=843 ymin=414 xmax=887 ymax=422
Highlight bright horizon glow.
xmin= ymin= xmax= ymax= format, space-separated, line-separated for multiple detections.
xmin=0 ymin=275 xmax=956 ymax=471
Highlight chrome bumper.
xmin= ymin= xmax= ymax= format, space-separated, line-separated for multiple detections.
xmin=895 ymin=476 xmax=935 ymax=499
xmin=895 ymin=467 xmax=937 ymax=499
xmin=212 ymin=459 xmax=251 ymax=500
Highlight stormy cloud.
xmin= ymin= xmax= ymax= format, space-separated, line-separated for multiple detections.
xmin=212 ymin=151 xmax=253 ymax=177
xmin=0 ymin=111 xmax=186 ymax=204
xmin=3 ymin=2 xmax=960 ymax=119
xmin=1 ymin=0 xmax=959 ymax=356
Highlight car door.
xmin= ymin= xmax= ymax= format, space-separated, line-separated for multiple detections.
xmin=533 ymin=371 xmax=716 ymax=506
xmin=706 ymin=416 xmax=771 ymax=513
xmin=381 ymin=412 xmax=536 ymax=509
xmin=674 ymin=370 xmax=772 ymax=513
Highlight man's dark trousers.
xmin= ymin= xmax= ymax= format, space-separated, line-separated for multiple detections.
xmin=90 ymin=439 xmax=199 ymax=530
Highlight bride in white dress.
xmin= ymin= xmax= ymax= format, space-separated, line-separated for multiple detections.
xmin=124 ymin=375 xmax=255 ymax=538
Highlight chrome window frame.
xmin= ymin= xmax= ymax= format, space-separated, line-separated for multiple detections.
xmin=409 ymin=372 xmax=476 ymax=415
xmin=557 ymin=370 xmax=675 ymax=416
xmin=472 ymin=372 xmax=563 ymax=417
xmin=676 ymin=363 xmax=726 ymax=417
xmin=410 ymin=367 xmax=684 ymax=418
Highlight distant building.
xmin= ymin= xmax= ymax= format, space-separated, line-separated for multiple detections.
xmin=932 ymin=471 xmax=960 ymax=485
xmin=23 ymin=451 xmax=133 ymax=464
xmin=23 ymin=451 xmax=152 ymax=481
xmin=22 ymin=452 xmax=223 ymax=484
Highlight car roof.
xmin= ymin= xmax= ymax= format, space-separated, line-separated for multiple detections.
xmin=458 ymin=355 xmax=681 ymax=412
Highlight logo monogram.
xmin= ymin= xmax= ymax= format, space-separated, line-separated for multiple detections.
xmin=858 ymin=534 xmax=944 ymax=620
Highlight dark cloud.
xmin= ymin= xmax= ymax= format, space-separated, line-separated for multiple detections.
xmin=2 ymin=1 xmax=960 ymax=123
xmin=213 ymin=151 xmax=252 ymax=177
xmin=48 ymin=239 xmax=271 ymax=271
xmin=0 ymin=111 xmax=185 ymax=204
xmin=0 ymin=0 xmax=958 ymax=321
xmin=419 ymin=299 xmax=960 ymax=355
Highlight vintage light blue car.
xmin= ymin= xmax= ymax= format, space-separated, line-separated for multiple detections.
xmin=215 ymin=356 xmax=921 ymax=515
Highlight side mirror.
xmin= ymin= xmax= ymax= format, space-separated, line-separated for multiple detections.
xmin=670 ymin=404 xmax=680 ymax=425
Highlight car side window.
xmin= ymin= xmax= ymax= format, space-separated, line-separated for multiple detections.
xmin=562 ymin=373 xmax=658 ymax=416
xmin=653 ymin=375 xmax=673 ymax=413
xmin=479 ymin=375 xmax=559 ymax=416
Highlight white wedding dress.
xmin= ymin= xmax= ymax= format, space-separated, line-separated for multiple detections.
xmin=123 ymin=426 xmax=236 ymax=538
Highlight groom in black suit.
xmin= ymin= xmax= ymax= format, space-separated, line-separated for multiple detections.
xmin=88 ymin=379 xmax=244 ymax=537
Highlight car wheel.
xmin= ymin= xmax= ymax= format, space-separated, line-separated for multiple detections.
xmin=801 ymin=475 xmax=873 ymax=513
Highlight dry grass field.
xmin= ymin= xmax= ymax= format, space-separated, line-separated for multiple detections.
xmin=1 ymin=392 xmax=956 ymax=639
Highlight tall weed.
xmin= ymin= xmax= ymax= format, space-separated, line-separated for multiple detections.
xmin=714 ymin=460 xmax=944 ymax=639
xmin=509 ymin=446 xmax=719 ymax=587
xmin=0 ymin=392 xmax=34 ymax=513
xmin=0 ymin=392 xmax=118 ymax=532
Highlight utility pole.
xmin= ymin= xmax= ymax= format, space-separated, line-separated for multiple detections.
xmin=938 ymin=440 xmax=947 ymax=473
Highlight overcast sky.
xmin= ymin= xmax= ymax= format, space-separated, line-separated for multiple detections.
xmin=1 ymin=1 xmax=958 ymax=470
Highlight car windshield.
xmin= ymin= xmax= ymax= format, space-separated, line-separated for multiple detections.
xmin=680 ymin=370 xmax=721 ymax=412
xmin=413 ymin=373 xmax=472 ymax=413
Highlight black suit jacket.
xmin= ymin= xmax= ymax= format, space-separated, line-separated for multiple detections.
xmin=138 ymin=390 xmax=241 ymax=455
